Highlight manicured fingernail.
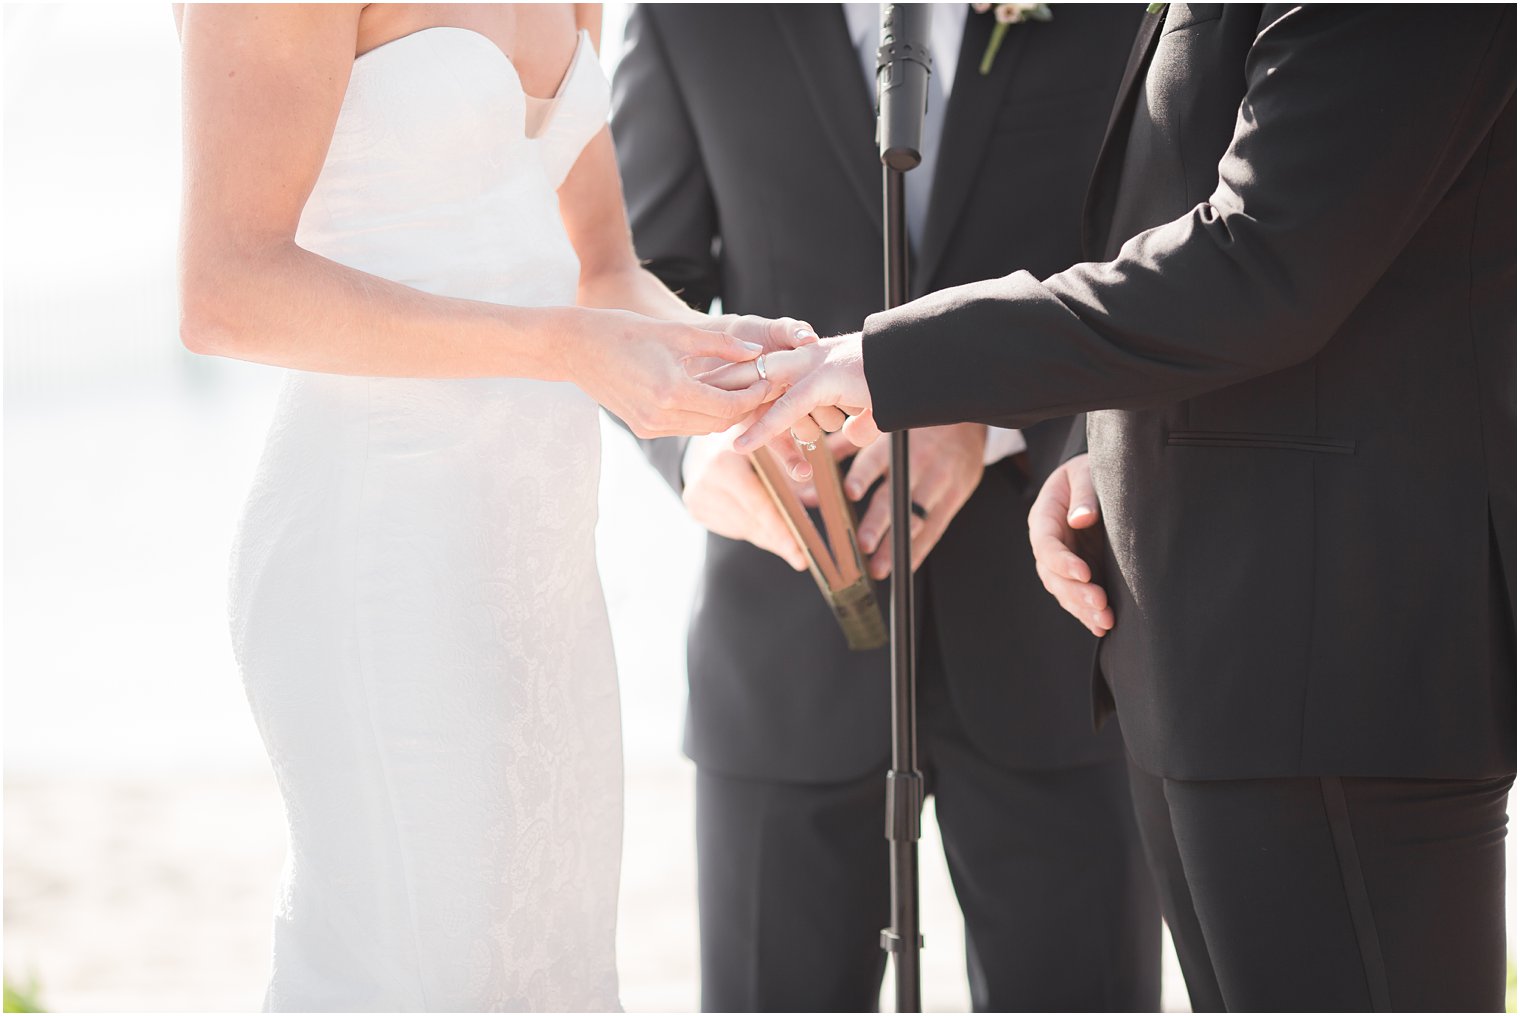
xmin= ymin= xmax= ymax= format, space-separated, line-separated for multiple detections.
xmin=741 ymin=341 xmax=764 ymax=352
xmin=846 ymin=482 xmax=862 ymax=498
xmin=1069 ymin=504 xmax=1095 ymax=522
xmin=1092 ymin=612 xmax=1105 ymax=625
xmin=1083 ymin=591 xmax=1097 ymax=607
xmin=794 ymin=327 xmax=816 ymax=342
xmin=859 ymin=529 xmax=876 ymax=548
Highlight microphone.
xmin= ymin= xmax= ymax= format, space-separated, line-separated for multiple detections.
xmin=875 ymin=3 xmax=933 ymax=173
xmin=874 ymin=6 xmax=933 ymax=1011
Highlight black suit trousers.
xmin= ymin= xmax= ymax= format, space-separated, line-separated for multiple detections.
xmin=1129 ymin=766 xmax=1513 ymax=1012
xmin=694 ymin=597 xmax=1162 ymax=1012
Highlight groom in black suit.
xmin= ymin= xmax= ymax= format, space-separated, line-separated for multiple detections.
xmin=611 ymin=5 xmax=1157 ymax=1011
xmin=734 ymin=5 xmax=1516 ymax=1009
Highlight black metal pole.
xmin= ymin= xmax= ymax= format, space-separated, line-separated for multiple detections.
xmin=875 ymin=5 xmax=930 ymax=1011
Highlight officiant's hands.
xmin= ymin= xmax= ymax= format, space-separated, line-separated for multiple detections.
xmin=681 ymin=435 xmax=810 ymax=572
xmin=685 ymin=421 xmax=986 ymax=581
xmin=844 ymin=424 xmax=987 ymax=579
xmin=1028 ymin=454 xmax=1114 ymax=638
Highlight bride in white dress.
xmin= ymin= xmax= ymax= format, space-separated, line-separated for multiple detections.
xmin=176 ymin=5 xmax=811 ymax=1010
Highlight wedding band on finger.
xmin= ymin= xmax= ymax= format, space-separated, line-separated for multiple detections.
xmin=754 ymin=354 xmax=768 ymax=382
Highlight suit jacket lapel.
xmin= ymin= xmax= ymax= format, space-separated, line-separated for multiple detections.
xmin=1080 ymin=9 xmax=1166 ymax=261
xmin=913 ymin=12 xmax=1028 ymax=295
xmin=773 ymin=6 xmax=881 ymax=231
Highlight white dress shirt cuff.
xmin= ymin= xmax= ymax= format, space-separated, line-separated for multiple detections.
xmin=983 ymin=426 xmax=1027 ymax=466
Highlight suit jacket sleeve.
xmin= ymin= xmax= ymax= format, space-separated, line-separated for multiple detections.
xmin=609 ymin=5 xmax=722 ymax=494
xmin=862 ymin=6 xmax=1516 ymax=431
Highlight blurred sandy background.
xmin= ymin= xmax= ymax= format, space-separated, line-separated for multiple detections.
xmin=0 ymin=5 xmax=1504 ymax=1013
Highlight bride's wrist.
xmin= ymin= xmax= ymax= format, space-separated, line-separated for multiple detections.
xmin=529 ymin=306 xmax=602 ymax=384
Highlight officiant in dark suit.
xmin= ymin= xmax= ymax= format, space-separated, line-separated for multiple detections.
xmin=611 ymin=4 xmax=1157 ymax=1011
xmin=730 ymin=5 xmax=1517 ymax=1010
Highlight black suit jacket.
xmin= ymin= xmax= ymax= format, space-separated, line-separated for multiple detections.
xmin=863 ymin=5 xmax=1517 ymax=780
xmin=611 ymin=3 xmax=1143 ymax=782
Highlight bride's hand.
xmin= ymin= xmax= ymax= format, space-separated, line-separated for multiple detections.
xmin=570 ymin=309 xmax=776 ymax=438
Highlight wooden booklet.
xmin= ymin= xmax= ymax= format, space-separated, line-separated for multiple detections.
xmin=749 ymin=444 xmax=888 ymax=651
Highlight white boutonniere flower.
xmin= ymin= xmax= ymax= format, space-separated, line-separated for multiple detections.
xmin=970 ymin=3 xmax=1054 ymax=75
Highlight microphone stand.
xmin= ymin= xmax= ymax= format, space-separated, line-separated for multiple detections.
xmin=875 ymin=4 xmax=931 ymax=1011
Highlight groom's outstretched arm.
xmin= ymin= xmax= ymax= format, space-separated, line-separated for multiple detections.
xmin=861 ymin=5 xmax=1515 ymax=432
xmin=609 ymin=4 xmax=722 ymax=494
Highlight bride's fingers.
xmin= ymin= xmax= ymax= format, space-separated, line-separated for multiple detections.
xmin=790 ymin=417 xmax=824 ymax=448
xmin=676 ymin=376 xmax=771 ymax=423
xmin=681 ymin=325 xmax=765 ymax=363
xmin=765 ymin=433 xmax=812 ymax=481
xmin=643 ymin=406 xmax=768 ymax=438
xmin=684 ymin=354 xmax=725 ymax=377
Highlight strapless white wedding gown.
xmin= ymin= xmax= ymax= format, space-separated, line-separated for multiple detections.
xmin=229 ymin=28 xmax=622 ymax=1012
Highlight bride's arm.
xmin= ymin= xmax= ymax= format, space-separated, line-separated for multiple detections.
xmin=556 ymin=7 xmax=698 ymax=324
xmin=555 ymin=10 xmax=815 ymax=355
xmin=560 ymin=126 xmax=820 ymax=365
xmin=561 ymin=130 xmax=711 ymax=323
xmin=177 ymin=4 xmax=766 ymax=436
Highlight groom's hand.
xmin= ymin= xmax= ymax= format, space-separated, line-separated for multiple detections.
xmin=843 ymin=424 xmax=987 ymax=579
xmin=705 ymin=333 xmax=875 ymax=481
xmin=681 ymin=434 xmax=809 ymax=572
xmin=1028 ymin=454 xmax=1114 ymax=637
